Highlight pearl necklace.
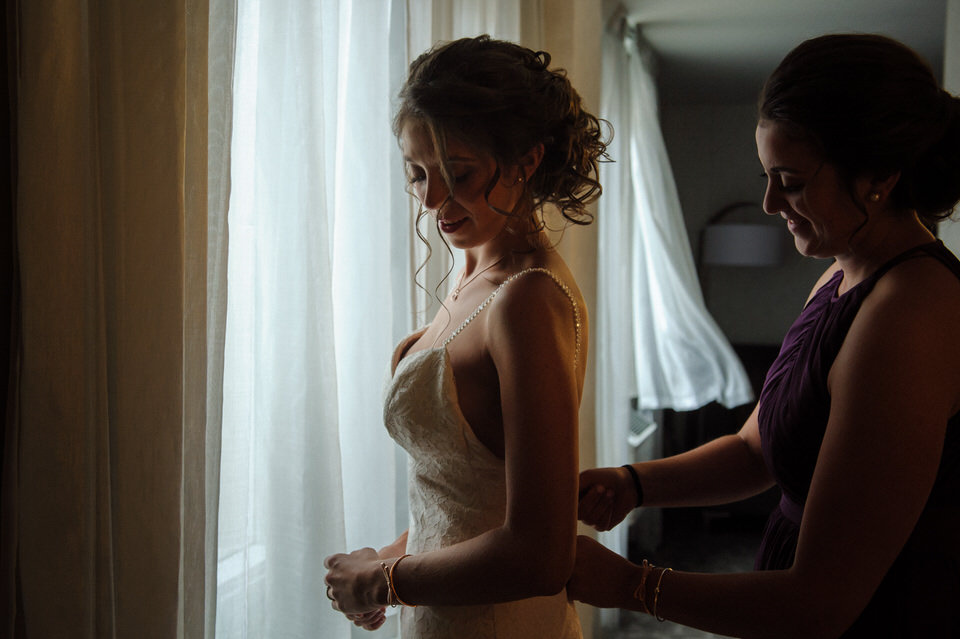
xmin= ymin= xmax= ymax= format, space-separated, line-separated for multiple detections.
xmin=451 ymin=255 xmax=508 ymax=300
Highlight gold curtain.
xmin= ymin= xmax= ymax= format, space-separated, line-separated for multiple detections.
xmin=1 ymin=1 xmax=217 ymax=636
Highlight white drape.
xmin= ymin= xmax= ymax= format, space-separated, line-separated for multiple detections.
xmin=214 ymin=1 xmax=409 ymax=638
xmin=600 ymin=25 xmax=753 ymax=416
xmin=215 ymin=2 xmax=544 ymax=638
xmin=203 ymin=0 xmax=237 ymax=636
xmin=594 ymin=24 xmax=754 ymax=570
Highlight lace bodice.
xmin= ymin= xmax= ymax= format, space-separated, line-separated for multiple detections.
xmin=383 ymin=268 xmax=582 ymax=639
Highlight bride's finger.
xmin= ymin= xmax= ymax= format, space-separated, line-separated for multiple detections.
xmin=355 ymin=609 xmax=386 ymax=629
xmin=347 ymin=608 xmax=385 ymax=622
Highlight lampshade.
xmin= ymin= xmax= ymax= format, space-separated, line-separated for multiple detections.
xmin=701 ymin=223 xmax=784 ymax=267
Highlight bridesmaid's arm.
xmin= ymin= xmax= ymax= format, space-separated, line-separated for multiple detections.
xmin=571 ymin=261 xmax=960 ymax=639
xmin=576 ymin=264 xmax=844 ymax=532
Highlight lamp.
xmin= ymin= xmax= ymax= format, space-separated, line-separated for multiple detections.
xmin=700 ymin=202 xmax=784 ymax=267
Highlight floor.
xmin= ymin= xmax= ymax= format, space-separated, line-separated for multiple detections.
xmin=602 ymin=508 xmax=766 ymax=639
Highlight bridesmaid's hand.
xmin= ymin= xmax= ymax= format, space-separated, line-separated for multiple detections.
xmin=578 ymin=466 xmax=638 ymax=531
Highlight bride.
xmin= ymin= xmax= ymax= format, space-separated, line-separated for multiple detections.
xmin=323 ymin=35 xmax=607 ymax=638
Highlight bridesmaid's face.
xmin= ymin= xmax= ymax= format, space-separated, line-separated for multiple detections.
xmin=756 ymin=121 xmax=869 ymax=260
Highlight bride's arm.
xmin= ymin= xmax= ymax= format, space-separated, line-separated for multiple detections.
xmin=324 ymin=272 xmax=582 ymax=610
xmin=378 ymin=530 xmax=407 ymax=559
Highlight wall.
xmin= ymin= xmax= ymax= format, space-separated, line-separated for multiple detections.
xmin=937 ymin=0 xmax=960 ymax=253
xmin=660 ymin=2 xmax=958 ymax=345
xmin=660 ymin=102 xmax=826 ymax=345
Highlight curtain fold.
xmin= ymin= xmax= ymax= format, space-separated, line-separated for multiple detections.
xmin=195 ymin=0 xmax=238 ymax=637
xmin=215 ymin=1 xmax=410 ymax=637
xmin=594 ymin=22 xmax=754 ymax=582
xmin=601 ymin=25 xmax=753 ymax=416
xmin=3 ymin=1 xmax=217 ymax=637
xmin=215 ymin=3 xmax=544 ymax=638
xmin=1 ymin=0 xmax=19 ymax=633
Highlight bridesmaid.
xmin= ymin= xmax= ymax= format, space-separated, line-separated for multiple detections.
xmin=573 ymin=34 xmax=960 ymax=638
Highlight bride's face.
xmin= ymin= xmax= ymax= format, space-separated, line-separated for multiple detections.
xmin=399 ymin=120 xmax=525 ymax=250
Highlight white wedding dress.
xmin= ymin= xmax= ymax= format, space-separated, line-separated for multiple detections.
xmin=384 ymin=268 xmax=583 ymax=639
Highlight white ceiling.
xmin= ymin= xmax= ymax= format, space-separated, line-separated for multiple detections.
xmin=611 ymin=0 xmax=948 ymax=104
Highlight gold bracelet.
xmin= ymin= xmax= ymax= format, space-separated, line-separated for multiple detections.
xmin=379 ymin=561 xmax=397 ymax=607
xmin=653 ymin=567 xmax=673 ymax=622
xmin=631 ymin=559 xmax=653 ymax=614
xmin=388 ymin=554 xmax=418 ymax=607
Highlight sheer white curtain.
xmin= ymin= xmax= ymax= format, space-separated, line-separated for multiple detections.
xmin=214 ymin=1 xmax=410 ymax=638
xmin=215 ymin=2 xmax=544 ymax=638
xmin=595 ymin=23 xmax=753 ymax=556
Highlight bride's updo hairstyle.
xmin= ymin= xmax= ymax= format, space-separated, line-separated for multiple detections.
xmin=759 ymin=34 xmax=960 ymax=226
xmin=394 ymin=35 xmax=608 ymax=227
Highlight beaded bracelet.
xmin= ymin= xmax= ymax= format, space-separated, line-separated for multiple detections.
xmin=621 ymin=464 xmax=644 ymax=507
xmin=631 ymin=559 xmax=653 ymax=614
xmin=379 ymin=561 xmax=397 ymax=607
xmin=652 ymin=567 xmax=673 ymax=622
xmin=388 ymin=554 xmax=417 ymax=607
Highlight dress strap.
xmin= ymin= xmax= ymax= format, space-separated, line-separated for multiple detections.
xmin=442 ymin=267 xmax=583 ymax=367
xmin=871 ymin=240 xmax=956 ymax=282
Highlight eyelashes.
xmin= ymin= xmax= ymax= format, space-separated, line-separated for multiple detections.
xmin=759 ymin=171 xmax=803 ymax=193
xmin=405 ymin=172 xmax=471 ymax=186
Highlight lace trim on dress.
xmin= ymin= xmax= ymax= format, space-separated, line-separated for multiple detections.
xmin=441 ymin=267 xmax=583 ymax=366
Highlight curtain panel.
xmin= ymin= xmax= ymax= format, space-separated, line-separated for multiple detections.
xmin=2 ymin=1 xmax=218 ymax=637
xmin=1 ymin=2 xmax=562 ymax=639
xmin=215 ymin=2 xmax=544 ymax=638
xmin=215 ymin=1 xmax=411 ymax=637
xmin=594 ymin=22 xmax=754 ymax=582
xmin=599 ymin=25 xmax=753 ymax=417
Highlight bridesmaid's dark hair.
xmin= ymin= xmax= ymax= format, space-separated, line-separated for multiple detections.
xmin=759 ymin=34 xmax=960 ymax=225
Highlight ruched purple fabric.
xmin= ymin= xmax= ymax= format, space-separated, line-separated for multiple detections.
xmin=755 ymin=241 xmax=960 ymax=637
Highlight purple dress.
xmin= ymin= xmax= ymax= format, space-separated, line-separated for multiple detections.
xmin=755 ymin=241 xmax=960 ymax=637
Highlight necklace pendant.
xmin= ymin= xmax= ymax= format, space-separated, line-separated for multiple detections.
xmin=452 ymin=254 xmax=506 ymax=303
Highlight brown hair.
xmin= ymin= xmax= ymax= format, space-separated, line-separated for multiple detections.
xmin=394 ymin=35 xmax=609 ymax=227
xmin=759 ymin=34 xmax=960 ymax=224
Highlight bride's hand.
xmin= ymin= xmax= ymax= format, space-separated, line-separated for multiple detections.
xmin=345 ymin=608 xmax=387 ymax=631
xmin=567 ymin=535 xmax=636 ymax=608
xmin=324 ymin=547 xmax=385 ymax=613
